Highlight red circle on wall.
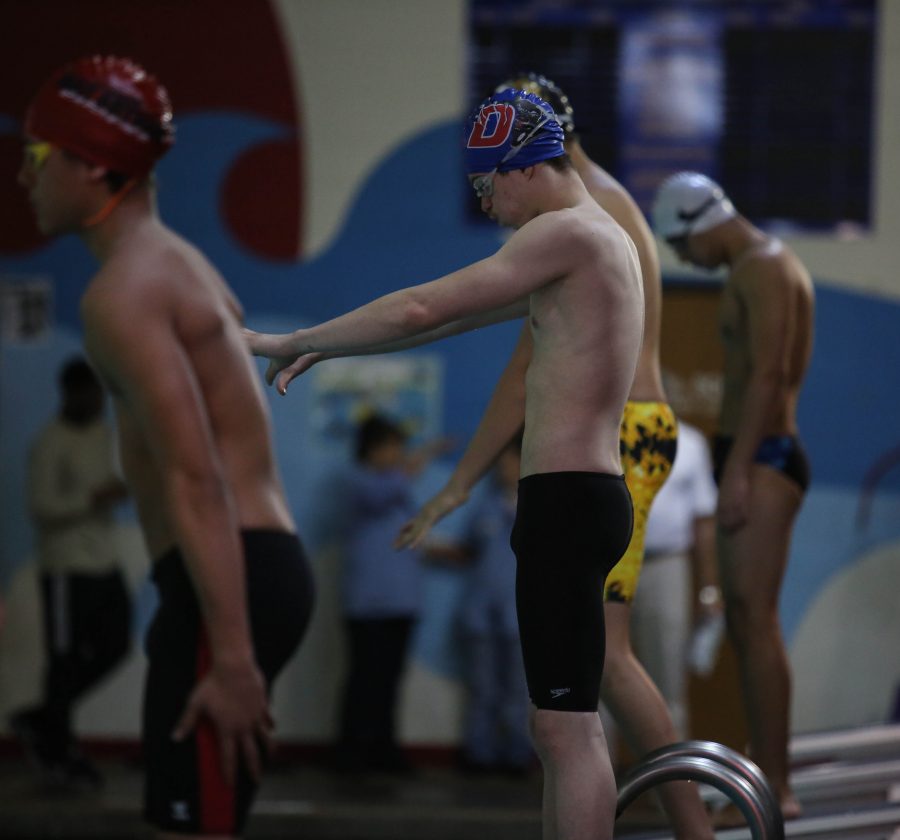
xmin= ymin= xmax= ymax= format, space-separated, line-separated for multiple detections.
xmin=221 ymin=138 xmax=303 ymax=262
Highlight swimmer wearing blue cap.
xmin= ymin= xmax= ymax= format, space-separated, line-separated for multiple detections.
xmin=464 ymin=88 xmax=566 ymax=191
xmin=493 ymin=73 xmax=711 ymax=839
xmin=247 ymin=89 xmax=644 ymax=840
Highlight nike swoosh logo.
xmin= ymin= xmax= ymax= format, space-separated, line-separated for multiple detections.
xmin=677 ymin=195 xmax=719 ymax=223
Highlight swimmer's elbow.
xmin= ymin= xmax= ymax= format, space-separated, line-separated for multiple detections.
xmin=399 ymin=296 xmax=438 ymax=333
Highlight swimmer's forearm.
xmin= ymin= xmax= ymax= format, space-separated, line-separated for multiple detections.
xmin=315 ymin=325 xmax=462 ymax=358
xmin=317 ymin=304 xmax=526 ymax=358
xmin=287 ymin=288 xmax=443 ymax=356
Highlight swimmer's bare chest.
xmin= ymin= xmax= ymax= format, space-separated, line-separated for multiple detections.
xmin=527 ymin=296 xmax=618 ymax=414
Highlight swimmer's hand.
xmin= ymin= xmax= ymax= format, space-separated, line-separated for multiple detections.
xmin=171 ymin=657 xmax=274 ymax=784
xmin=395 ymin=483 xmax=469 ymax=549
xmin=242 ymin=328 xmax=324 ymax=395
xmin=717 ymin=465 xmax=750 ymax=531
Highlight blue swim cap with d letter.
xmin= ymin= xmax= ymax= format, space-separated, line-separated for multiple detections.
xmin=463 ymin=88 xmax=565 ymax=176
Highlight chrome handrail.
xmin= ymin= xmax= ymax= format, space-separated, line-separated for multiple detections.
xmin=616 ymin=754 xmax=773 ymax=840
xmin=634 ymin=740 xmax=783 ymax=840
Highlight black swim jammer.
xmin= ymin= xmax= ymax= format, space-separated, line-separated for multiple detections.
xmin=143 ymin=529 xmax=314 ymax=835
xmin=511 ymin=471 xmax=633 ymax=712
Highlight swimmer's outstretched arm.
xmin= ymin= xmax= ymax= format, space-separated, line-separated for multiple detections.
xmin=318 ymin=301 xmax=527 ymax=356
xmin=397 ymin=323 xmax=531 ymax=549
xmin=247 ymin=211 xmax=579 ymax=392
xmin=245 ymin=302 xmax=526 ymax=394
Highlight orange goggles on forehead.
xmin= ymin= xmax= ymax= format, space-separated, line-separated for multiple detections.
xmin=24 ymin=140 xmax=53 ymax=171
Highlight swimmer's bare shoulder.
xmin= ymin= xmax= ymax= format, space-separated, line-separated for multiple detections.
xmin=727 ymin=243 xmax=798 ymax=308
xmin=89 ymin=228 xmax=240 ymax=335
xmin=81 ymin=254 xmax=164 ymax=386
xmin=492 ymin=203 xmax=612 ymax=282
xmin=723 ymin=244 xmax=815 ymax=377
xmin=522 ymin=200 xmax=624 ymax=255
xmin=82 ymin=232 xmax=221 ymax=385
xmin=567 ymin=199 xmax=643 ymax=277
xmin=512 ymin=205 xmax=640 ymax=327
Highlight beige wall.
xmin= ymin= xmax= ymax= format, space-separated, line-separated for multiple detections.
xmin=273 ymin=0 xmax=467 ymax=258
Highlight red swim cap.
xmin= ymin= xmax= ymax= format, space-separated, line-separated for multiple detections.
xmin=25 ymin=55 xmax=175 ymax=178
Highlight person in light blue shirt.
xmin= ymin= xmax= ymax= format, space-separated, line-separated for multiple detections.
xmin=458 ymin=437 xmax=532 ymax=774
xmin=336 ymin=414 xmax=445 ymax=774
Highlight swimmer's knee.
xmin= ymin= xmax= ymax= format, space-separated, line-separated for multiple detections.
xmin=722 ymin=595 xmax=753 ymax=645
xmin=529 ymin=708 xmax=602 ymax=763
xmin=723 ymin=588 xmax=776 ymax=629
xmin=530 ymin=708 xmax=570 ymax=746
xmin=722 ymin=598 xmax=780 ymax=653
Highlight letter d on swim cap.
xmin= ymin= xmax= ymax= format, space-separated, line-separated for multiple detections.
xmin=652 ymin=172 xmax=736 ymax=240
xmin=463 ymin=88 xmax=564 ymax=175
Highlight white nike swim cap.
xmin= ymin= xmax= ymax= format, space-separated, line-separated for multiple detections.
xmin=652 ymin=172 xmax=736 ymax=240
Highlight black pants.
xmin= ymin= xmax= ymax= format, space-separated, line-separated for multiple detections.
xmin=338 ymin=616 xmax=415 ymax=760
xmin=38 ymin=570 xmax=131 ymax=755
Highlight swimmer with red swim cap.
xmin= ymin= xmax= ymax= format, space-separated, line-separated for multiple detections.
xmin=20 ymin=57 xmax=314 ymax=838
xmin=22 ymin=55 xmax=174 ymax=230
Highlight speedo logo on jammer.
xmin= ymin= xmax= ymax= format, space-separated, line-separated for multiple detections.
xmin=550 ymin=687 xmax=571 ymax=699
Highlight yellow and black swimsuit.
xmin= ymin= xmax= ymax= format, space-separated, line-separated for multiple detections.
xmin=604 ymin=401 xmax=678 ymax=604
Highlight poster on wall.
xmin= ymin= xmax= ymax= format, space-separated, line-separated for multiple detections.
xmin=0 ymin=277 xmax=53 ymax=343
xmin=309 ymin=355 xmax=444 ymax=451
